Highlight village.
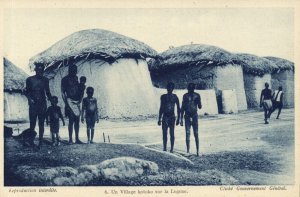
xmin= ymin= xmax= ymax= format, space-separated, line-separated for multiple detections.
xmin=3 ymin=27 xmax=295 ymax=186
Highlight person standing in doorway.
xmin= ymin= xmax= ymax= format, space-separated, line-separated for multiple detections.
xmin=158 ymin=82 xmax=180 ymax=153
xmin=25 ymin=62 xmax=52 ymax=148
xmin=180 ymin=83 xmax=202 ymax=156
xmin=61 ymin=64 xmax=83 ymax=144
xmin=260 ymin=82 xmax=273 ymax=124
xmin=271 ymin=86 xmax=284 ymax=119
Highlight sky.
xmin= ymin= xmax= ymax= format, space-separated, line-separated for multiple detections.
xmin=3 ymin=8 xmax=294 ymax=74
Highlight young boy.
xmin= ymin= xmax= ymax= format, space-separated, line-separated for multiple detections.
xmin=81 ymin=87 xmax=99 ymax=144
xmin=46 ymin=96 xmax=65 ymax=146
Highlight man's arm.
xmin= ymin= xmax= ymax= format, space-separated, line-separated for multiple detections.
xmin=180 ymin=96 xmax=185 ymax=126
xmin=175 ymin=96 xmax=180 ymax=125
xmin=45 ymin=78 xmax=52 ymax=101
xmin=61 ymin=78 xmax=67 ymax=104
xmin=96 ymin=99 xmax=99 ymax=123
xmin=25 ymin=78 xmax=32 ymax=101
xmin=158 ymin=96 xmax=163 ymax=125
xmin=81 ymin=99 xmax=86 ymax=123
xmin=260 ymin=90 xmax=264 ymax=107
xmin=45 ymin=108 xmax=49 ymax=125
xmin=59 ymin=107 xmax=65 ymax=126
xmin=198 ymin=94 xmax=202 ymax=109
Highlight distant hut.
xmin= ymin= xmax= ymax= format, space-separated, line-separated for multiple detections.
xmin=4 ymin=58 xmax=29 ymax=122
xmin=149 ymin=44 xmax=248 ymax=111
xmin=264 ymin=56 xmax=294 ymax=107
xmin=234 ymin=54 xmax=277 ymax=108
xmin=29 ymin=29 xmax=158 ymax=119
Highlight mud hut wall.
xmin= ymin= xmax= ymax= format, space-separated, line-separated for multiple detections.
xmin=221 ymin=89 xmax=238 ymax=114
xmin=154 ymin=88 xmax=218 ymax=115
xmin=213 ymin=64 xmax=247 ymax=111
xmin=48 ymin=58 xmax=158 ymax=119
xmin=150 ymin=65 xmax=215 ymax=89
xmin=4 ymin=92 xmax=29 ymax=122
xmin=243 ymin=73 xmax=272 ymax=108
xmin=271 ymin=70 xmax=294 ymax=107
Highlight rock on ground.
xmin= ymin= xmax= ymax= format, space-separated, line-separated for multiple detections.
xmin=99 ymin=157 xmax=159 ymax=181
xmin=12 ymin=157 xmax=159 ymax=186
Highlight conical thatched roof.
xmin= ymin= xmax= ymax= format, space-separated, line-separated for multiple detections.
xmin=264 ymin=56 xmax=294 ymax=72
xmin=233 ymin=53 xmax=278 ymax=76
xmin=29 ymin=29 xmax=158 ymax=71
xmin=4 ymin=58 xmax=28 ymax=92
xmin=149 ymin=44 xmax=239 ymax=71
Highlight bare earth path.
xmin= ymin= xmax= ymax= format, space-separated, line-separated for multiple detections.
xmin=6 ymin=109 xmax=294 ymax=185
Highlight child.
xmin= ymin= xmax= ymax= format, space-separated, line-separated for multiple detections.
xmin=46 ymin=96 xmax=65 ymax=146
xmin=81 ymin=87 xmax=99 ymax=144
xmin=79 ymin=76 xmax=87 ymax=101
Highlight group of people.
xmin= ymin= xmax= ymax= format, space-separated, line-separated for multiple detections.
xmin=158 ymin=82 xmax=285 ymax=156
xmin=25 ymin=63 xmax=99 ymax=148
xmin=260 ymin=82 xmax=284 ymax=124
xmin=158 ymin=82 xmax=202 ymax=156
xmin=25 ymin=62 xmax=284 ymax=156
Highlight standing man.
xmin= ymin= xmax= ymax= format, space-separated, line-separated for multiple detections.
xmin=26 ymin=62 xmax=52 ymax=147
xmin=270 ymin=86 xmax=284 ymax=119
xmin=180 ymin=83 xmax=202 ymax=156
xmin=260 ymin=82 xmax=273 ymax=124
xmin=158 ymin=82 xmax=180 ymax=153
xmin=61 ymin=64 xmax=83 ymax=144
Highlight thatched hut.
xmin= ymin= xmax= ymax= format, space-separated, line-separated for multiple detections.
xmin=29 ymin=29 xmax=158 ymax=119
xmin=234 ymin=54 xmax=277 ymax=108
xmin=4 ymin=58 xmax=29 ymax=122
xmin=148 ymin=44 xmax=248 ymax=112
xmin=264 ymin=56 xmax=294 ymax=107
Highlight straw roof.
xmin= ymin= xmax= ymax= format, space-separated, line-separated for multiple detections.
xmin=4 ymin=58 xmax=28 ymax=92
xmin=29 ymin=29 xmax=158 ymax=71
xmin=264 ymin=56 xmax=294 ymax=72
xmin=233 ymin=53 xmax=278 ymax=76
xmin=149 ymin=44 xmax=239 ymax=71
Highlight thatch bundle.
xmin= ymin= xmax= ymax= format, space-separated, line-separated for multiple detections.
xmin=233 ymin=53 xmax=278 ymax=76
xmin=4 ymin=58 xmax=28 ymax=92
xmin=149 ymin=44 xmax=238 ymax=71
xmin=264 ymin=56 xmax=294 ymax=72
xmin=29 ymin=29 xmax=157 ymax=71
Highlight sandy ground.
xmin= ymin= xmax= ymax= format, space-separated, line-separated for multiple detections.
xmin=5 ymin=108 xmax=294 ymax=185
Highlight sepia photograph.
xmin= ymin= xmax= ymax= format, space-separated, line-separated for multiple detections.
xmin=1 ymin=1 xmax=299 ymax=196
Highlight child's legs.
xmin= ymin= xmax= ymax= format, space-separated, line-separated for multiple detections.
xmin=90 ymin=121 xmax=96 ymax=141
xmin=86 ymin=116 xmax=96 ymax=141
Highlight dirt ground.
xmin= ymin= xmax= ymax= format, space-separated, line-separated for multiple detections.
xmin=4 ymin=108 xmax=294 ymax=186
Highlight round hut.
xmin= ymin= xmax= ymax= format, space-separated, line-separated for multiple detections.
xmin=264 ymin=56 xmax=294 ymax=108
xmin=234 ymin=54 xmax=277 ymax=108
xmin=29 ymin=29 xmax=158 ymax=119
xmin=4 ymin=58 xmax=29 ymax=122
xmin=149 ymin=44 xmax=248 ymax=112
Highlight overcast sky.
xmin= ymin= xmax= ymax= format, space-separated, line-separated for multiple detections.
xmin=3 ymin=8 xmax=294 ymax=74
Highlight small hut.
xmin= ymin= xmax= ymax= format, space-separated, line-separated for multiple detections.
xmin=264 ymin=56 xmax=294 ymax=107
xmin=234 ymin=54 xmax=277 ymax=108
xmin=4 ymin=58 xmax=29 ymax=122
xmin=29 ymin=29 xmax=158 ymax=119
xmin=149 ymin=44 xmax=248 ymax=112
